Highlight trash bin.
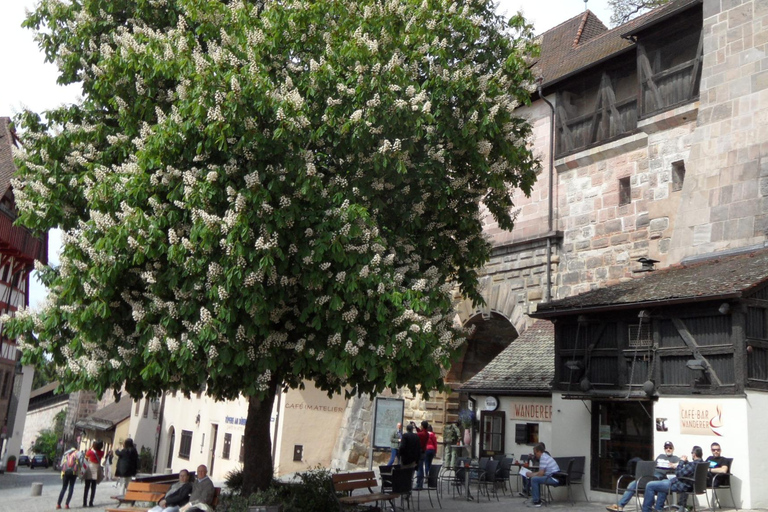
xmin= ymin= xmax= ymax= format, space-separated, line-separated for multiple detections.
xmin=6 ymin=458 xmax=16 ymax=472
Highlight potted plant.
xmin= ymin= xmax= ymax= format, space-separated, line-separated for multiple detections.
xmin=458 ymin=409 xmax=475 ymax=445
xmin=6 ymin=455 xmax=16 ymax=473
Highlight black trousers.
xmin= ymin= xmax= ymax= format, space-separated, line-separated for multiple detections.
xmin=83 ymin=479 xmax=97 ymax=506
xmin=58 ymin=473 xmax=77 ymax=506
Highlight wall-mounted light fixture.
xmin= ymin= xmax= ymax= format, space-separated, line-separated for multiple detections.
xmin=565 ymin=360 xmax=584 ymax=371
xmin=686 ymin=359 xmax=706 ymax=371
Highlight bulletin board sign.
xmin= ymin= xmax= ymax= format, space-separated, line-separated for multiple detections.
xmin=372 ymin=398 xmax=405 ymax=449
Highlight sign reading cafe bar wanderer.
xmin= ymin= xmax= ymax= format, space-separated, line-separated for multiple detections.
xmin=507 ymin=400 xmax=552 ymax=422
xmin=679 ymin=401 xmax=724 ymax=436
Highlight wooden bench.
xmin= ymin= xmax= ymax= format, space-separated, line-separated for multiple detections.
xmin=332 ymin=471 xmax=399 ymax=511
xmin=106 ymin=482 xmax=170 ymax=511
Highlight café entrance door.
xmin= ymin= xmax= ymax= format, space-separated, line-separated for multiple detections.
xmin=592 ymin=401 xmax=653 ymax=491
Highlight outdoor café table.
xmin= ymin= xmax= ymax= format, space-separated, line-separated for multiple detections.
xmin=512 ymin=461 xmax=540 ymax=494
xmin=460 ymin=461 xmax=476 ymax=501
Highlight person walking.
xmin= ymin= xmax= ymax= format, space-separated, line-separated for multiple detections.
xmin=103 ymin=449 xmax=113 ymax=481
xmin=425 ymin=425 xmax=438 ymax=479
xmin=57 ymin=447 xmax=81 ymax=510
xmin=115 ymin=438 xmax=139 ymax=494
xmin=83 ymin=440 xmax=104 ymax=507
xmin=387 ymin=422 xmax=402 ymax=466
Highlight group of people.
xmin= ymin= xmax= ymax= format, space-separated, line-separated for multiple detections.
xmin=389 ymin=420 xmax=438 ymax=489
xmin=607 ymin=441 xmax=730 ymax=512
xmin=56 ymin=438 xmax=139 ymax=509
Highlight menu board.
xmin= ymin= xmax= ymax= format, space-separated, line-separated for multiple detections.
xmin=372 ymin=398 xmax=404 ymax=449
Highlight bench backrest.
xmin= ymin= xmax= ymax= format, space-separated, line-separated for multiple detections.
xmin=124 ymin=482 xmax=170 ymax=503
xmin=211 ymin=487 xmax=221 ymax=508
xmin=332 ymin=471 xmax=378 ymax=493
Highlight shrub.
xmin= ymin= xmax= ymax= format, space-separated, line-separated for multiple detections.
xmin=138 ymin=446 xmax=154 ymax=473
xmin=217 ymin=468 xmax=338 ymax=512
xmin=224 ymin=466 xmax=244 ymax=492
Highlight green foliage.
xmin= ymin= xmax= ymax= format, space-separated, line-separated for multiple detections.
xmin=53 ymin=409 xmax=67 ymax=438
xmin=7 ymin=0 xmax=540 ymax=491
xmin=218 ymin=468 xmax=338 ymax=512
xmin=32 ymin=429 xmax=58 ymax=461
xmin=224 ymin=466 xmax=244 ymax=492
xmin=138 ymin=446 xmax=154 ymax=473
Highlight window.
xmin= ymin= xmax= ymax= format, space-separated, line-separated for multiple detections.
xmin=672 ymin=161 xmax=686 ymax=192
xmin=135 ymin=400 xmax=140 ymax=416
xmin=1 ymin=372 xmax=9 ymax=398
xmin=143 ymin=399 xmax=149 ymax=418
xmin=515 ymin=423 xmax=539 ymax=445
xmin=222 ymin=433 xmax=232 ymax=460
xmin=152 ymin=400 xmax=159 ymax=419
xmin=480 ymin=411 xmax=505 ymax=457
xmin=619 ymin=177 xmax=632 ymax=206
xmin=239 ymin=435 xmax=245 ymax=463
xmin=179 ymin=430 xmax=193 ymax=460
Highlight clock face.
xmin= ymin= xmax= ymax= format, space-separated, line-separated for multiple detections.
xmin=485 ymin=396 xmax=499 ymax=411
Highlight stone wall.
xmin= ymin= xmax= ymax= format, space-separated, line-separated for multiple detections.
xmin=21 ymin=401 xmax=67 ymax=454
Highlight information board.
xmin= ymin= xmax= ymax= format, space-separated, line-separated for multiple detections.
xmin=372 ymin=398 xmax=404 ymax=449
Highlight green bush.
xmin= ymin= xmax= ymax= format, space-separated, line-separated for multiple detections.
xmin=138 ymin=446 xmax=154 ymax=473
xmin=32 ymin=429 xmax=58 ymax=462
xmin=224 ymin=466 xmax=244 ymax=492
xmin=217 ymin=468 xmax=339 ymax=512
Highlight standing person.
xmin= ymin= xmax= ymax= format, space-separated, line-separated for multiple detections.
xmin=104 ymin=449 xmax=113 ymax=481
xmin=425 ymin=425 xmax=438 ymax=479
xmin=148 ymin=469 xmax=193 ymax=512
xmin=414 ymin=420 xmax=430 ymax=489
xmin=115 ymin=438 xmax=139 ymax=494
xmin=387 ymin=422 xmax=402 ymax=466
xmin=180 ymin=465 xmax=215 ymax=512
xmin=521 ymin=443 xmax=561 ymax=507
xmin=57 ymin=447 xmax=81 ymax=510
xmin=642 ymin=446 xmax=703 ymax=512
xmin=83 ymin=440 xmax=105 ymax=507
xmin=442 ymin=421 xmax=461 ymax=470
xmin=607 ymin=441 xmax=681 ymax=512
xmin=399 ymin=423 xmax=421 ymax=470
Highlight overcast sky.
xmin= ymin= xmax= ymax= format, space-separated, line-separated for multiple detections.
xmin=0 ymin=0 xmax=612 ymax=308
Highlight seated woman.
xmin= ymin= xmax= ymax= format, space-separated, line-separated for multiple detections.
xmin=148 ymin=469 xmax=193 ymax=512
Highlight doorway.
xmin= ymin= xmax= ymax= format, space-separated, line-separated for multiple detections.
xmin=479 ymin=411 xmax=505 ymax=457
xmin=209 ymin=424 xmax=219 ymax=477
xmin=592 ymin=401 xmax=653 ymax=492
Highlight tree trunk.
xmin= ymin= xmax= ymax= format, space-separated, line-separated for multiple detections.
xmin=241 ymin=380 xmax=278 ymax=496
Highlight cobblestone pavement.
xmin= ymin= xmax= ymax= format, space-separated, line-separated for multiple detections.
xmin=0 ymin=467 xmax=761 ymax=512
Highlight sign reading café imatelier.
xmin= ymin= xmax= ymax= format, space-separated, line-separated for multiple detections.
xmin=508 ymin=401 xmax=552 ymax=422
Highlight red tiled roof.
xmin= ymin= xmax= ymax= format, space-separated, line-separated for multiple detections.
xmin=535 ymin=0 xmax=702 ymax=88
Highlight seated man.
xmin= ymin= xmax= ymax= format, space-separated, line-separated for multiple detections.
xmin=148 ymin=469 xmax=193 ymax=512
xmin=607 ymin=441 xmax=681 ymax=512
xmin=705 ymin=442 xmax=730 ymax=486
xmin=179 ymin=465 xmax=215 ymax=512
xmin=519 ymin=442 xmax=560 ymax=507
xmin=642 ymin=446 xmax=703 ymax=512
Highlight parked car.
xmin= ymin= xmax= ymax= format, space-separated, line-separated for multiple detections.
xmin=17 ymin=455 xmax=30 ymax=467
xmin=29 ymin=454 xmax=49 ymax=469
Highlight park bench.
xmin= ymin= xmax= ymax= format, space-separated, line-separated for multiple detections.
xmin=332 ymin=470 xmax=400 ymax=511
xmin=106 ymin=481 xmax=170 ymax=511
xmin=108 ymin=479 xmax=220 ymax=511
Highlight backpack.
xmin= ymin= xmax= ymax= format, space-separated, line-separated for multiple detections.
xmin=61 ymin=451 xmax=80 ymax=476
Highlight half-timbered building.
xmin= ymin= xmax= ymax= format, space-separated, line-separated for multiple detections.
xmin=0 ymin=117 xmax=48 ymax=467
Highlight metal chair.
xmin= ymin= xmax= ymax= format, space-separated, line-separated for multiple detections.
xmin=389 ymin=466 xmax=415 ymax=510
xmin=496 ymin=457 xmax=515 ymax=495
xmin=565 ymin=456 xmax=589 ymax=503
xmin=514 ymin=454 xmax=532 ymax=494
xmin=441 ymin=457 xmax=470 ymax=498
xmin=677 ymin=461 xmax=710 ymax=512
xmin=710 ymin=457 xmax=737 ymax=509
xmin=413 ymin=463 xmax=442 ymax=509
xmin=478 ymin=459 xmax=500 ymax=502
xmin=615 ymin=460 xmax=656 ymax=510
xmin=380 ymin=464 xmax=400 ymax=494
xmin=543 ymin=458 xmax=572 ymax=505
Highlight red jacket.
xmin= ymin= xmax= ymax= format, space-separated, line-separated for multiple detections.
xmin=426 ymin=431 xmax=438 ymax=452
xmin=416 ymin=429 xmax=429 ymax=452
xmin=85 ymin=448 xmax=104 ymax=464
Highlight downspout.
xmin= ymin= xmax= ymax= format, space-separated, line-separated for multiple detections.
xmin=537 ymin=80 xmax=556 ymax=303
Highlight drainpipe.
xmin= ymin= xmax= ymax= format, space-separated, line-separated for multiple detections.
xmin=537 ymin=79 xmax=556 ymax=303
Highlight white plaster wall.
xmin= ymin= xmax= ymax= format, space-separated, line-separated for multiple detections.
xmin=653 ymin=396 xmax=751 ymax=508
xmin=745 ymin=391 xmax=768 ymax=508
xmin=129 ymin=397 xmax=161 ymax=460
xmin=482 ymin=395 xmax=554 ymax=458
xmin=21 ymin=400 xmax=67 ymax=454
xmin=551 ymin=394 xmax=593 ymax=501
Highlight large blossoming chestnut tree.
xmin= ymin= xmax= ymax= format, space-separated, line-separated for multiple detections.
xmin=7 ymin=0 xmax=538 ymax=493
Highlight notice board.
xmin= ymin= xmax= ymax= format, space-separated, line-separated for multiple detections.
xmin=372 ymin=398 xmax=404 ymax=449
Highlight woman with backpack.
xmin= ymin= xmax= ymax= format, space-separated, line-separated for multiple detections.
xmin=115 ymin=438 xmax=139 ymax=494
xmin=83 ymin=440 xmax=104 ymax=507
xmin=57 ymin=447 xmax=81 ymax=509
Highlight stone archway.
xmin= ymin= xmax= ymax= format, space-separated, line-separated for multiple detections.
xmin=446 ymin=311 xmax=519 ymax=383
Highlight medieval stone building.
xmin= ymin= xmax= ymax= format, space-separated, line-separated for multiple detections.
xmin=462 ymin=0 xmax=768 ymax=507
